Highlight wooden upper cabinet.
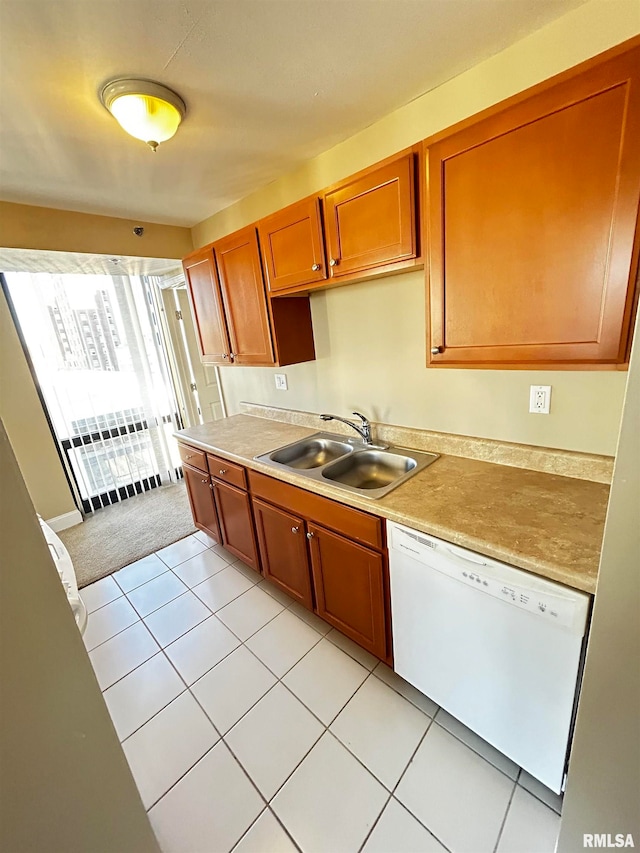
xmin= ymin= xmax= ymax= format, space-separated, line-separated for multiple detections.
xmin=323 ymin=154 xmax=417 ymax=278
xmin=258 ymin=198 xmax=327 ymax=293
xmin=214 ymin=227 xmax=275 ymax=366
xmin=182 ymin=247 xmax=230 ymax=364
xmin=426 ymin=45 xmax=640 ymax=367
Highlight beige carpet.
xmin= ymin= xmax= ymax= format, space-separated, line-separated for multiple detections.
xmin=59 ymin=482 xmax=196 ymax=588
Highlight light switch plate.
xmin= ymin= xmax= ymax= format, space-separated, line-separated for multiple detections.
xmin=529 ymin=385 xmax=551 ymax=414
xmin=274 ymin=373 xmax=288 ymax=391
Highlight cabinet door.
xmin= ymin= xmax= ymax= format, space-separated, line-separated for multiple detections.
xmin=252 ymin=499 xmax=313 ymax=608
xmin=426 ymin=46 xmax=640 ymax=366
xmin=213 ymin=479 xmax=260 ymax=572
xmin=214 ymin=227 xmax=275 ymax=366
xmin=258 ymin=198 xmax=327 ymax=293
xmin=183 ymin=463 xmax=220 ymax=543
xmin=182 ymin=246 xmax=231 ymax=364
xmin=308 ymin=523 xmax=387 ymax=659
xmin=323 ymin=154 xmax=416 ymax=278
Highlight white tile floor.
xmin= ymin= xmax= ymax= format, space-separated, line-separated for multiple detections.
xmin=82 ymin=532 xmax=562 ymax=853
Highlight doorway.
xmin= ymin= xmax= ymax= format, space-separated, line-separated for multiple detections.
xmin=3 ymin=266 xmax=218 ymax=515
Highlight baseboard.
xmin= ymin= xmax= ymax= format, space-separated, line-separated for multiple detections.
xmin=45 ymin=510 xmax=83 ymax=532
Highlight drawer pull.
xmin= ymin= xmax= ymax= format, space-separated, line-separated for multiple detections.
xmin=185 ymin=454 xmax=193 ymax=459
xmin=219 ymin=469 xmax=227 ymax=476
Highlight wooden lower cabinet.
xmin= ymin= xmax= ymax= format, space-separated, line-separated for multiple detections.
xmin=252 ymin=498 xmax=314 ymax=608
xmin=308 ymin=523 xmax=388 ymax=660
xmin=183 ymin=463 xmax=220 ymax=543
xmin=213 ymin=479 xmax=260 ymax=572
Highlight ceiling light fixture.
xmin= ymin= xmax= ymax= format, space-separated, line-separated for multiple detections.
xmin=100 ymin=78 xmax=186 ymax=152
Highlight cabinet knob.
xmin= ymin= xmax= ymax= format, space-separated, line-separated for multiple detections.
xmin=201 ymin=478 xmax=208 ymax=484
xmin=230 ymin=353 xmax=236 ymax=362
xmin=291 ymin=526 xmax=300 ymax=534
xmin=209 ymin=483 xmax=214 ymax=490
xmin=222 ymin=353 xmax=229 ymax=360
xmin=306 ymin=531 xmax=315 ymax=539
xmin=329 ymin=258 xmax=338 ymax=267
xmin=185 ymin=454 xmax=193 ymax=459
xmin=219 ymin=469 xmax=226 ymax=476
xmin=311 ymin=263 xmax=321 ymax=272
xmin=431 ymin=346 xmax=442 ymax=355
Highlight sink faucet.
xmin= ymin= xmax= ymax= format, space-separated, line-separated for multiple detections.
xmin=320 ymin=412 xmax=373 ymax=445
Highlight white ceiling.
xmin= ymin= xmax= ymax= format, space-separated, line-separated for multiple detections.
xmin=0 ymin=0 xmax=587 ymax=228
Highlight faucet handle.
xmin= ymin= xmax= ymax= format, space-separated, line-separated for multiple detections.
xmin=352 ymin=412 xmax=369 ymax=424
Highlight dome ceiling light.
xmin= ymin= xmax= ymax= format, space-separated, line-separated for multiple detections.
xmin=100 ymin=78 xmax=186 ymax=152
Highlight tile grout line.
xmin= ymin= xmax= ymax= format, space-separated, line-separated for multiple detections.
xmin=371 ymin=717 xmax=455 ymax=853
xmin=229 ymin=805 xmax=303 ymax=853
xmin=492 ymin=777 xmax=519 ymax=853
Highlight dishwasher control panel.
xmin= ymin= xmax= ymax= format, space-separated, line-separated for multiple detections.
xmin=390 ymin=523 xmax=588 ymax=633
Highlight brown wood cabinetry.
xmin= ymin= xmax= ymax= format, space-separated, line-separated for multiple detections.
xmin=214 ymin=226 xmax=275 ymax=366
xmin=182 ymin=462 xmax=220 ymax=543
xmin=182 ymin=229 xmax=315 ymax=367
xmin=181 ymin=444 xmax=259 ymax=572
xmin=258 ymin=198 xmax=327 ymax=294
xmin=213 ymin=479 xmax=260 ymax=571
xmin=308 ymin=523 xmax=387 ymax=660
xmin=253 ymin=498 xmax=314 ymax=608
xmin=248 ymin=470 xmax=389 ymax=661
xmin=425 ymin=45 xmax=640 ymax=367
xmin=323 ymin=153 xmax=417 ymax=279
xmin=182 ymin=247 xmax=230 ymax=364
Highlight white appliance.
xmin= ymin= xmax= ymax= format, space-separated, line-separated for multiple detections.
xmin=387 ymin=520 xmax=590 ymax=793
xmin=38 ymin=516 xmax=88 ymax=635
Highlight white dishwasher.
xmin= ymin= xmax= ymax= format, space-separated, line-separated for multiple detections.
xmin=387 ymin=520 xmax=590 ymax=793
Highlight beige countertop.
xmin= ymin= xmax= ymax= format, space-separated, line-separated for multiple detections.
xmin=176 ymin=415 xmax=608 ymax=595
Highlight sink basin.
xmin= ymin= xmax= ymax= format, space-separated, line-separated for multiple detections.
xmin=268 ymin=436 xmax=353 ymax=469
xmin=255 ymin=431 xmax=439 ymax=499
xmin=322 ymin=449 xmax=417 ymax=490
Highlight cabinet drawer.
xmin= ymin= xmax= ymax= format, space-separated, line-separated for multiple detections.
xmin=249 ymin=471 xmax=383 ymax=550
xmin=207 ymin=453 xmax=247 ymax=490
xmin=179 ymin=443 xmax=208 ymax=473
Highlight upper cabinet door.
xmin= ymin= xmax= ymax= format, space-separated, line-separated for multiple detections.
xmin=214 ymin=227 xmax=275 ymax=366
xmin=323 ymin=154 xmax=417 ymax=278
xmin=258 ymin=198 xmax=327 ymax=293
xmin=426 ymin=46 xmax=640 ymax=367
xmin=182 ymin=247 xmax=231 ymax=364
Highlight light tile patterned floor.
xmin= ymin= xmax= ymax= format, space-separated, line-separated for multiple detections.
xmin=82 ymin=532 xmax=562 ymax=853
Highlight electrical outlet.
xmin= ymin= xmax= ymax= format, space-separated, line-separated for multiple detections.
xmin=529 ymin=385 xmax=551 ymax=414
xmin=274 ymin=373 xmax=288 ymax=391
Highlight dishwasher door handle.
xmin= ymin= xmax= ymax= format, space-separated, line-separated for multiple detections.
xmin=443 ymin=546 xmax=488 ymax=567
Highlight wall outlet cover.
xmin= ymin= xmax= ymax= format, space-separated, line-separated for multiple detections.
xmin=274 ymin=373 xmax=288 ymax=391
xmin=529 ymin=385 xmax=551 ymax=414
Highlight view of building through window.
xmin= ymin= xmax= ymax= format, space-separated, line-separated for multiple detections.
xmin=5 ymin=271 xmax=182 ymax=512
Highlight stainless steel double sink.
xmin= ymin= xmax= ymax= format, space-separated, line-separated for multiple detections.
xmin=255 ymin=432 xmax=439 ymax=499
